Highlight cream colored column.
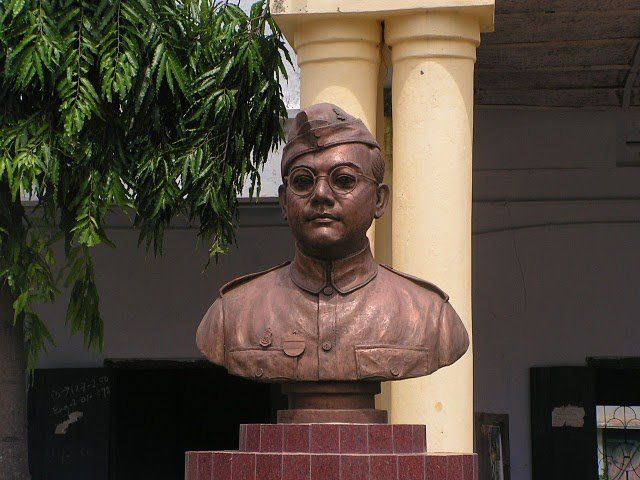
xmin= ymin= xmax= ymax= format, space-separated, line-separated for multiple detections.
xmin=386 ymin=12 xmax=480 ymax=453
xmin=293 ymin=18 xmax=381 ymax=247
xmin=374 ymin=45 xmax=393 ymax=267
xmin=295 ymin=18 xmax=380 ymax=132
xmin=374 ymin=50 xmax=392 ymax=412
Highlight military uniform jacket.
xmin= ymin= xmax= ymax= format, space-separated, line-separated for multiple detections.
xmin=196 ymin=244 xmax=469 ymax=382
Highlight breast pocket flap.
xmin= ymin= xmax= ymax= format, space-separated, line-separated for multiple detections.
xmin=355 ymin=346 xmax=429 ymax=380
xmin=228 ymin=348 xmax=295 ymax=382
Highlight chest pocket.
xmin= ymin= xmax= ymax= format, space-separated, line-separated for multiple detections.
xmin=355 ymin=346 xmax=430 ymax=380
xmin=227 ymin=348 xmax=296 ymax=382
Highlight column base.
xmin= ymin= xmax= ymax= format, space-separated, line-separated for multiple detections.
xmin=185 ymin=423 xmax=477 ymax=480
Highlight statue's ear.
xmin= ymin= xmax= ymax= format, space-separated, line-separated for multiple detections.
xmin=374 ymin=183 xmax=390 ymax=219
xmin=278 ymin=184 xmax=288 ymax=220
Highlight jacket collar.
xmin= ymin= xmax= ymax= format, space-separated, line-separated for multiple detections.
xmin=289 ymin=241 xmax=378 ymax=294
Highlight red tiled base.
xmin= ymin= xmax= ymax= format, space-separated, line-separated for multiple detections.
xmin=185 ymin=451 xmax=477 ymax=480
xmin=239 ymin=423 xmax=427 ymax=454
xmin=185 ymin=424 xmax=477 ymax=480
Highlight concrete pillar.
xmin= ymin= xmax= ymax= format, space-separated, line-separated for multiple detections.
xmin=374 ymin=51 xmax=392 ymax=412
xmin=374 ymin=45 xmax=393 ymax=267
xmin=385 ymin=12 xmax=481 ymax=453
xmin=295 ymin=18 xmax=381 ymax=131
xmin=290 ymin=17 xmax=382 ymax=246
xmin=271 ymin=0 xmax=493 ymax=455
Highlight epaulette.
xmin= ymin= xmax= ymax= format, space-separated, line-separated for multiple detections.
xmin=219 ymin=261 xmax=291 ymax=296
xmin=380 ymin=264 xmax=449 ymax=301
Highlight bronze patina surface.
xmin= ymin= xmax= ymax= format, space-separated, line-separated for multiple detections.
xmin=196 ymin=103 xmax=469 ymax=422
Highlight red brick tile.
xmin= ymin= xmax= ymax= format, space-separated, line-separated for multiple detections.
xmin=398 ymin=455 xmax=425 ymax=480
xmin=473 ymin=455 xmax=479 ymax=480
xmin=283 ymin=454 xmax=311 ymax=480
xmin=340 ymin=455 xmax=369 ymax=480
xmin=311 ymin=454 xmax=340 ymax=480
xmin=284 ymin=424 xmax=310 ymax=453
xmin=368 ymin=425 xmax=393 ymax=454
xmin=260 ymin=425 xmax=284 ymax=452
xmin=462 ymin=455 xmax=474 ymax=480
xmin=239 ymin=425 xmax=247 ymax=451
xmin=412 ymin=426 xmax=426 ymax=453
xmin=186 ymin=452 xmax=198 ymax=480
xmin=212 ymin=452 xmax=232 ymax=480
xmin=256 ymin=453 xmax=282 ymax=480
xmin=232 ymin=452 xmax=255 ymax=480
xmin=246 ymin=425 xmax=260 ymax=452
xmin=197 ymin=452 xmax=213 ymax=480
xmin=393 ymin=425 xmax=413 ymax=454
xmin=310 ymin=424 xmax=340 ymax=453
xmin=446 ymin=455 xmax=463 ymax=479
xmin=339 ymin=425 xmax=368 ymax=454
xmin=370 ymin=455 xmax=398 ymax=480
xmin=426 ymin=455 xmax=447 ymax=480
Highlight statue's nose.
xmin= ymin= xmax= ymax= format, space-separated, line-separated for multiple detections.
xmin=310 ymin=176 xmax=335 ymax=204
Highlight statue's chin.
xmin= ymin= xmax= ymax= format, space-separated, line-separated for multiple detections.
xmin=297 ymin=232 xmax=369 ymax=261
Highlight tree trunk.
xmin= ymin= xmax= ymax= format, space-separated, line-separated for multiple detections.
xmin=0 ymin=287 xmax=31 ymax=479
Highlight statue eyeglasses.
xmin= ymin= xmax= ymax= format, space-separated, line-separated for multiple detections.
xmin=285 ymin=165 xmax=378 ymax=197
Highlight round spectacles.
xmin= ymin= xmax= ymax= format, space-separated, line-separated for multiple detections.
xmin=286 ymin=166 xmax=378 ymax=197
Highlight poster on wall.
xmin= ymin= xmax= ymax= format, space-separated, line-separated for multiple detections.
xmin=475 ymin=413 xmax=511 ymax=480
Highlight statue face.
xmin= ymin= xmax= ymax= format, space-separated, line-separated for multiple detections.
xmin=279 ymin=143 xmax=389 ymax=260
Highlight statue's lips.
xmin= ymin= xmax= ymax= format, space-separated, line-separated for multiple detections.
xmin=308 ymin=213 xmax=340 ymax=224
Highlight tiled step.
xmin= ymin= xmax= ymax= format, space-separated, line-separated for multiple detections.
xmin=184 ymin=451 xmax=478 ymax=480
xmin=238 ymin=424 xmax=426 ymax=454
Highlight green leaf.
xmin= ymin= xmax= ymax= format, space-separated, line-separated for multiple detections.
xmin=0 ymin=0 xmax=292 ymax=374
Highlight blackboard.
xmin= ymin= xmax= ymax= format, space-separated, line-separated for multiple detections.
xmin=28 ymin=368 xmax=111 ymax=480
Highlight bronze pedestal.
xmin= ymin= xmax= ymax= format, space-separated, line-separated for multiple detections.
xmin=278 ymin=382 xmax=387 ymax=424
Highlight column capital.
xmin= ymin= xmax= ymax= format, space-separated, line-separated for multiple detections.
xmin=270 ymin=0 xmax=494 ymax=48
xmin=294 ymin=18 xmax=381 ymax=67
xmin=386 ymin=12 xmax=481 ymax=62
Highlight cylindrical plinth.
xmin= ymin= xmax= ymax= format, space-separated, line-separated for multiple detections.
xmin=278 ymin=382 xmax=387 ymax=424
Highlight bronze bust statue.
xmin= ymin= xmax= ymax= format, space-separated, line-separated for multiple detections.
xmin=196 ymin=103 xmax=469 ymax=423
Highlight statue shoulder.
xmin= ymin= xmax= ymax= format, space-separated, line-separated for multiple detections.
xmin=219 ymin=261 xmax=291 ymax=296
xmin=379 ymin=264 xmax=449 ymax=301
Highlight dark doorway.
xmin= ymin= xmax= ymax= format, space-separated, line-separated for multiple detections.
xmin=530 ymin=360 xmax=640 ymax=480
xmin=107 ymin=359 xmax=285 ymax=480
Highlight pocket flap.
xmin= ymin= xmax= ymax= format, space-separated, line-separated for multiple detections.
xmin=228 ymin=348 xmax=295 ymax=382
xmin=355 ymin=346 xmax=429 ymax=380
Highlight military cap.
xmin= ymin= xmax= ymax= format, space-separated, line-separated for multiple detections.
xmin=281 ymin=103 xmax=381 ymax=179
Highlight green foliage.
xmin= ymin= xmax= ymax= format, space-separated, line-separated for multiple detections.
xmin=0 ymin=0 xmax=290 ymax=371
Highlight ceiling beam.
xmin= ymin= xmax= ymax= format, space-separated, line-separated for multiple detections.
xmin=484 ymin=11 xmax=640 ymax=44
xmin=475 ymin=88 xmax=635 ymax=108
xmin=478 ymin=39 xmax=638 ymax=70
xmin=497 ymin=0 xmax=640 ymax=14
xmin=475 ymin=68 xmax=627 ymax=90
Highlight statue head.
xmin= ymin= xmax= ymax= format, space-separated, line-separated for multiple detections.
xmin=278 ymin=103 xmax=389 ymax=260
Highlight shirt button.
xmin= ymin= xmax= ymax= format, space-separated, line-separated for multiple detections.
xmin=255 ymin=367 xmax=264 ymax=378
xmin=390 ymin=367 xmax=400 ymax=377
xmin=322 ymin=341 xmax=332 ymax=351
xmin=322 ymin=286 xmax=334 ymax=296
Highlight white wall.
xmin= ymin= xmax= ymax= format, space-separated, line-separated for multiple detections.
xmin=37 ymin=208 xmax=294 ymax=368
